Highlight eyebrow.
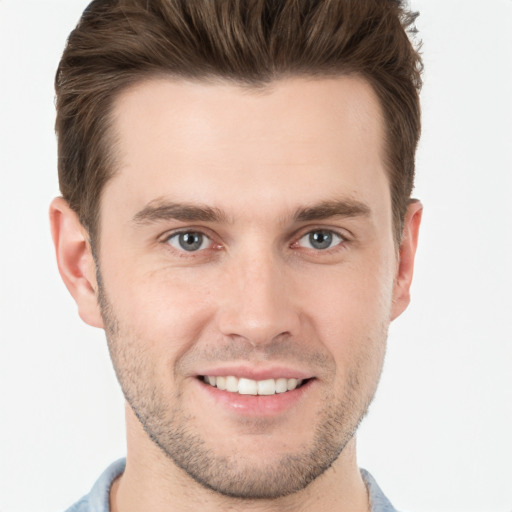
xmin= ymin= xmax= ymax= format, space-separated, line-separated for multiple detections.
xmin=132 ymin=200 xmax=228 ymax=225
xmin=132 ymin=198 xmax=371 ymax=226
xmin=293 ymin=199 xmax=371 ymax=222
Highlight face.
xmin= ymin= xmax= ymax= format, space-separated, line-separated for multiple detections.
xmin=91 ymin=76 xmax=404 ymax=498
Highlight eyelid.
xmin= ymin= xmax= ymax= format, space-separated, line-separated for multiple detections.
xmin=161 ymin=227 xmax=219 ymax=252
xmin=301 ymin=229 xmax=342 ymax=244
xmin=292 ymin=224 xmax=350 ymax=241
xmin=160 ymin=226 xmax=213 ymax=241
xmin=158 ymin=225 xmax=351 ymax=254
xmin=169 ymin=232 xmax=210 ymax=251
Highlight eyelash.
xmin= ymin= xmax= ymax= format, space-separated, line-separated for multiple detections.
xmin=162 ymin=227 xmax=349 ymax=256
xmin=164 ymin=230 xmax=218 ymax=255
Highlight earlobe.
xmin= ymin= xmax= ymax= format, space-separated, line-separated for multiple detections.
xmin=49 ymin=197 xmax=104 ymax=328
xmin=390 ymin=200 xmax=423 ymax=321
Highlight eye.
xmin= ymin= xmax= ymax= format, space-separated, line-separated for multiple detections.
xmin=297 ymin=229 xmax=344 ymax=250
xmin=166 ymin=231 xmax=212 ymax=252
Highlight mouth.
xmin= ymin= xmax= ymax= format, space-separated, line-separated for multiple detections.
xmin=200 ymin=375 xmax=310 ymax=396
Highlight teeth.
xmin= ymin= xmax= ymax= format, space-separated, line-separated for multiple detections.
xmin=287 ymin=378 xmax=298 ymax=391
xmin=275 ymin=378 xmax=288 ymax=393
xmin=239 ymin=378 xmax=258 ymax=395
xmin=225 ymin=376 xmax=238 ymax=392
xmin=203 ymin=375 xmax=304 ymax=395
xmin=257 ymin=379 xmax=276 ymax=395
xmin=216 ymin=376 xmax=226 ymax=390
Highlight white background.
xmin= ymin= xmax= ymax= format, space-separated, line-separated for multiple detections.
xmin=0 ymin=1 xmax=511 ymax=511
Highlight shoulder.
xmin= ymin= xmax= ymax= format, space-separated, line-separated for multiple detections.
xmin=63 ymin=458 xmax=126 ymax=512
xmin=360 ymin=468 xmax=400 ymax=512
xmin=64 ymin=497 xmax=90 ymax=512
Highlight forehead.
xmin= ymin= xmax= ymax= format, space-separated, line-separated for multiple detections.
xmin=105 ymin=75 xmax=389 ymax=222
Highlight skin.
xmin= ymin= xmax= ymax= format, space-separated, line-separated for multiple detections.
xmin=50 ymin=76 xmax=422 ymax=512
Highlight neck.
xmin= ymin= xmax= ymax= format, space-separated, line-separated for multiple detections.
xmin=110 ymin=405 xmax=370 ymax=512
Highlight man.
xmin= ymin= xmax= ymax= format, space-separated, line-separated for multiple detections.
xmin=50 ymin=0 xmax=423 ymax=511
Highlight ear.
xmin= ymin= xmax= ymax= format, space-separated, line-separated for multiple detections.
xmin=49 ymin=197 xmax=104 ymax=328
xmin=390 ymin=200 xmax=423 ymax=321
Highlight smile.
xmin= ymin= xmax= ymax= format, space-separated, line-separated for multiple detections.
xmin=201 ymin=375 xmax=307 ymax=395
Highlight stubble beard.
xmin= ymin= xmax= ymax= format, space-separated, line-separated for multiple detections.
xmin=97 ymin=275 xmax=385 ymax=500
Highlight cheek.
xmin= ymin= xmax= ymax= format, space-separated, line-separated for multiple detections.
xmin=102 ymin=261 xmax=218 ymax=364
xmin=304 ymin=256 xmax=394 ymax=320
xmin=99 ymin=237 xmax=396 ymax=369
xmin=298 ymin=257 xmax=394 ymax=365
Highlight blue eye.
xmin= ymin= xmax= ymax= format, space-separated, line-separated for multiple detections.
xmin=167 ymin=231 xmax=211 ymax=252
xmin=298 ymin=230 xmax=344 ymax=250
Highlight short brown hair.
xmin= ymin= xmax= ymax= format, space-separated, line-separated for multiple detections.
xmin=55 ymin=0 xmax=422 ymax=246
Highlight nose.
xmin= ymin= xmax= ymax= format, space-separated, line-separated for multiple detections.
xmin=215 ymin=248 xmax=301 ymax=347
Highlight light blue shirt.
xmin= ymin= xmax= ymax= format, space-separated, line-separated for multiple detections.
xmin=65 ymin=459 xmax=398 ymax=512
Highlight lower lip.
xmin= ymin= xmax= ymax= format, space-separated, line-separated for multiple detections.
xmin=196 ymin=378 xmax=314 ymax=417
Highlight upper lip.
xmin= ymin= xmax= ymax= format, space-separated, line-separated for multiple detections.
xmin=194 ymin=365 xmax=313 ymax=381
